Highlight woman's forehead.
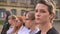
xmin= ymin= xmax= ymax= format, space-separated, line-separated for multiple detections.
xmin=8 ymin=16 xmax=12 ymax=19
xmin=8 ymin=16 xmax=16 ymax=20
xmin=15 ymin=18 xmax=19 ymax=20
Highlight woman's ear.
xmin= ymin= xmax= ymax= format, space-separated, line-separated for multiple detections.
xmin=49 ymin=12 xmax=54 ymax=20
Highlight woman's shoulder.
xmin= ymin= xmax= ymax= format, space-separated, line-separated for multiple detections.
xmin=18 ymin=26 xmax=30 ymax=34
xmin=47 ymin=27 xmax=59 ymax=34
xmin=7 ymin=26 xmax=14 ymax=34
xmin=36 ymin=27 xmax=59 ymax=34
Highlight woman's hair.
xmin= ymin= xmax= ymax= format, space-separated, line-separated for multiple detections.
xmin=23 ymin=11 xmax=29 ymax=26
xmin=3 ymin=11 xmax=11 ymax=32
xmin=28 ymin=12 xmax=35 ymax=20
xmin=8 ymin=15 xmax=16 ymax=20
xmin=24 ymin=11 xmax=29 ymax=17
xmin=37 ymin=0 xmax=55 ymax=23
xmin=12 ymin=16 xmax=23 ymax=34
xmin=8 ymin=15 xmax=17 ymax=25
xmin=37 ymin=0 xmax=55 ymax=14
xmin=4 ymin=11 xmax=11 ymax=21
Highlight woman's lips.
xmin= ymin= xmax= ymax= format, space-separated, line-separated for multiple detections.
xmin=36 ymin=18 xmax=40 ymax=20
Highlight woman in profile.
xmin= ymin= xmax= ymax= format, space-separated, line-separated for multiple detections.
xmin=7 ymin=15 xmax=16 ymax=34
xmin=1 ymin=11 xmax=11 ymax=34
xmin=11 ymin=16 xmax=24 ymax=34
xmin=35 ymin=0 xmax=59 ymax=34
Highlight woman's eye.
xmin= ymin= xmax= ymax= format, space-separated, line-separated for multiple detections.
xmin=25 ymin=19 xmax=30 ymax=20
xmin=16 ymin=20 xmax=18 ymax=22
xmin=40 ymin=10 xmax=46 ymax=13
xmin=35 ymin=10 xmax=38 ymax=13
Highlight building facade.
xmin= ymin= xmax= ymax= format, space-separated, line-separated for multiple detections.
xmin=0 ymin=0 xmax=60 ymax=33
xmin=0 ymin=0 xmax=35 ymax=20
xmin=0 ymin=0 xmax=60 ymax=20
xmin=53 ymin=0 xmax=60 ymax=22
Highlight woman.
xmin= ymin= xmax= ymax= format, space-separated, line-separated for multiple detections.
xmin=24 ymin=12 xmax=39 ymax=34
xmin=1 ymin=11 xmax=11 ymax=34
xmin=35 ymin=0 xmax=59 ymax=34
xmin=11 ymin=16 xmax=24 ymax=34
xmin=7 ymin=15 xmax=17 ymax=34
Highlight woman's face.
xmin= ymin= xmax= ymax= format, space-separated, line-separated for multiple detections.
xmin=13 ymin=18 xmax=22 ymax=27
xmin=24 ymin=14 xmax=32 ymax=28
xmin=8 ymin=17 xmax=14 ymax=25
xmin=35 ymin=3 xmax=53 ymax=24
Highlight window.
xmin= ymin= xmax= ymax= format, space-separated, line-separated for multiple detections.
xmin=21 ymin=10 xmax=25 ymax=16
xmin=0 ymin=12 xmax=4 ymax=18
xmin=11 ymin=9 xmax=16 ymax=15
xmin=54 ymin=0 xmax=58 ymax=5
xmin=54 ymin=11 xmax=58 ymax=19
xmin=10 ymin=0 xmax=17 ymax=3
xmin=20 ymin=0 xmax=27 ymax=4
xmin=0 ymin=8 xmax=5 ymax=18
xmin=0 ymin=0 xmax=7 ymax=2
xmin=30 ymin=0 xmax=34 ymax=5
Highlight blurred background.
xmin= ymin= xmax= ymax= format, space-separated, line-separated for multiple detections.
xmin=0 ymin=0 xmax=60 ymax=34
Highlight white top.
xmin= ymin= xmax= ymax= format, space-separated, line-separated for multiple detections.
xmin=30 ymin=28 xmax=39 ymax=34
xmin=18 ymin=25 xmax=30 ymax=34
xmin=7 ymin=26 xmax=14 ymax=34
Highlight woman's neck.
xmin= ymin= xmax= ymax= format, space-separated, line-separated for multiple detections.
xmin=30 ymin=24 xmax=36 ymax=32
xmin=39 ymin=22 xmax=52 ymax=34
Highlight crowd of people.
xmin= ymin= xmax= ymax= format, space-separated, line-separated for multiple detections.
xmin=1 ymin=0 xmax=59 ymax=34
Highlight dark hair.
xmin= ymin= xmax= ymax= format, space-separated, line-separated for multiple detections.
xmin=37 ymin=0 xmax=54 ymax=14
xmin=1 ymin=11 xmax=11 ymax=34
xmin=24 ymin=11 xmax=29 ymax=16
xmin=28 ymin=12 xmax=35 ymax=20
xmin=23 ymin=11 xmax=29 ymax=26
xmin=5 ymin=10 xmax=11 ymax=21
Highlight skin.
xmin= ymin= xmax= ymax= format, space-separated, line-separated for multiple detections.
xmin=23 ymin=13 xmax=26 ymax=23
xmin=8 ymin=18 xmax=13 ymax=25
xmin=24 ymin=13 xmax=36 ymax=32
xmin=8 ymin=16 xmax=14 ymax=25
xmin=13 ymin=18 xmax=22 ymax=27
xmin=35 ymin=3 xmax=54 ymax=34
xmin=24 ymin=14 xmax=32 ymax=28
